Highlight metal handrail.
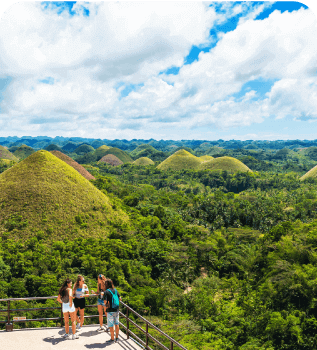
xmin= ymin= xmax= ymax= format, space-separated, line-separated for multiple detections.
xmin=0 ymin=295 xmax=187 ymax=350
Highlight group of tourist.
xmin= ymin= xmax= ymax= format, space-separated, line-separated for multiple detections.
xmin=56 ymin=274 xmax=121 ymax=343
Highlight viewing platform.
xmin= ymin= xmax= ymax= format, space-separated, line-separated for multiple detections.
xmin=0 ymin=324 xmax=143 ymax=350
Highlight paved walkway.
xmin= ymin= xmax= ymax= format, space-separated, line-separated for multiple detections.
xmin=0 ymin=325 xmax=143 ymax=350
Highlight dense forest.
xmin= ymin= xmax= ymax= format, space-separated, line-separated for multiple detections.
xmin=1 ymin=138 xmax=317 ymax=349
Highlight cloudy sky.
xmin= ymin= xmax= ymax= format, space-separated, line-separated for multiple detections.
xmin=0 ymin=1 xmax=316 ymax=140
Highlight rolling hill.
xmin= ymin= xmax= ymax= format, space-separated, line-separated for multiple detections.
xmin=0 ymin=150 xmax=128 ymax=239
xmin=157 ymin=149 xmax=203 ymax=171
xmin=199 ymin=155 xmax=214 ymax=162
xmin=97 ymin=147 xmax=133 ymax=163
xmin=133 ymin=157 xmax=155 ymax=166
xmin=13 ymin=145 xmax=35 ymax=159
xmin=50 ymin=151 xmax=95 ymax=180
xmin=94 ymin=145 xmax=112 ymax=160
xmin=198 ymin=156 xmax=252 ymax=173
xmin=99 ymin=154 xmax=123 ymax=166
xmin=74 ymin=144 xmax=95 ymax=155
xmin=0 ymin=145 xmax=18 ymax=162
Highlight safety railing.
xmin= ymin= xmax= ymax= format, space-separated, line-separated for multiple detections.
xmin=0 ymin=296 xmax=187 ymax=350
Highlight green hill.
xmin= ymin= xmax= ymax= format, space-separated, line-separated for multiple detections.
xmin=99 ymin=154 xmax=123 ymax=166
xmin=50 ymin=151 xmax=95 ymax=180
xmin=74 ymin=144 xmax=95 ymax=155
xmin=90 ymin=140 xmax=107 ymax=149
xmin=133 ymin=157 xmax=155 ymax=166
xmin=157 ymin=149 xmax=203 ymax=171
xmin=62 ymin=142 xmax=79 ymax=152
xmin=198 ymin=156 xmax=252 ymax=173
xmin=97 ymin=147 xmax=133 ymax=163
xmin=0 ymin=145 xmax=18 ymax=162
xmin=300 ymin=164 xmax=317 ymax=181
xmin=0 ymin=150 xmax=128 ymax=239
xmin=130 ymin=144 xmax=156 ymax=158
xmin=45 ymin=144 xmax=63 ymax=152
xmin=13 ymin=145 xmax=35 ymax=159
xmin=199 ymin=155 xmax=214 ymax=162
xmin=94 ymin=145 xmax=112 ymax=160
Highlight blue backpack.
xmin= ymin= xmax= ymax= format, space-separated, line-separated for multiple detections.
xmin=107 ymin=289 xmax=119 ymax=310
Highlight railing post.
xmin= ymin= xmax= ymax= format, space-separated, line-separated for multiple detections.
xmin=6 ymin=300 xmax=13 ymax=331
xmin=126 ymin=307 xmax=129 ymax=339
xmin=146 ymin=323 xmax=149 ymax=349
xmin=171 ymin=340 xmax=174 ymax=350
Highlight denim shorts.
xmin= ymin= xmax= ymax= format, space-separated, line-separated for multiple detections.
xmin=62 ymin=302 xmax=75 ymax=314
xmin=107 ymin=311 xmax=119 ymax=328
xmin=97 ymin=298 xmax=105 ymax=306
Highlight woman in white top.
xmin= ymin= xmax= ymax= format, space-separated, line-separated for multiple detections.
xmin=57 ymin=278 xmax=78 ymax=340
xmin=73 ymin=275 xmax=89 ymax=332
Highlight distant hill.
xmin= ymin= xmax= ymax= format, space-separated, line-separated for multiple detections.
xmin=62 ymin=142 xmax=79 ymax=152
xmin=300 ymin=164 xmax=317 ymax=181
xmin=74 ymin=144 xmax=95 ymax=155
xmin=99 ymin=154 xmax=123 ymax=166
xmin=199 ymin=156 xmax=252 ymax=173
xmin=133 ymin=157 xmax=154 ymax=166
xmin=0 ymin=145 xmax=18 ymax=162
xmin=90 ymin=140 xmax=107 ymax=149
xmin=45 ymin=144 xmax=63 ymax=152
xmin=97 ymin=147 xmax=133 ymax=163
xmin=157 ymin=149 xmax=203 ymax=171
xmin=199 ymin=155 xmax=214 ymax=162
xmin=130 ymin=144 xmax=157 ymax=158
xmin=50 ymin=151 xmax=95 ymax=180
xmin=0 ymin=150 xmax=128 ymax=239
xmin=94 ymin=145 xmax=112 ymax=160
xmin=13 ymin=145 xmax=35 ymax=159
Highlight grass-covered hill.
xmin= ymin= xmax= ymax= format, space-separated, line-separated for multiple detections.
xmin=300 ymin=164 xmax=317 ymax=181
xmin=13 ymin=145 xmax=35 ymax=159
xmin=0 ymin=145 xmax=18 ymax=162
xmin=199 ymin=155 xmax=214 ymax=162
xmin=130 ymin=144 xmax=156 ymax=158
xmin=62 ymin=141 xmax=79 ymax=152
xmin=0 ymin=150 xmax=128 ymax=239
xmin=45 ymin=144 xmax=63 ymax=152
xmin=199 ymin=156 xmax=252 ymax=173
xmin=74 ymin=144 xmax=95 ymax=155
xmin=97 ymin=147 xmax=133 ymax=163
xmin=133 ymin=157 xmax=154 ymax=166
xmin=99 ymin=154 xmax=123 ymax=166
xmin=50 ymin=151 xmax=95 ymax=180
xmin=94 ymin=145 xmax=112 ymax=160
xmin=157 ymin=149 xmax=203 ymax=171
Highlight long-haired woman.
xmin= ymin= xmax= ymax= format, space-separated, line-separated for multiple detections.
xmin=57 ymin=278 xmax=78 ymax=340
xmin=73 ymin=275 xmax=89 ymax=332
xmin=91 ymin=274 xmax=108 ymax=332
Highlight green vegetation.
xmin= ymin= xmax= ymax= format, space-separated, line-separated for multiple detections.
xmin=94 ymin=145 xmax=112 ymax=160
xmin=45 ymin=144 xmax=63 ymax=152
xmin=157 ymin=149 xmax=203 ymax=171
xmin=13 ymin=145 xmax=35 ymax=159
xmin=199 ymin=156 xmax=252 ymax=173
xmin=199 ymin=155 xmax=214 ymax=162
xmin=96 ymin=147 xmax=133 ymax=163
xmin=133 ymin=157 xmax=154 ymax=166
xmin=0 ymin=150 xmax=128 ymax=239
xmin=300 ymin=164 xmax=317 ymax=181
xmin=74 ymin=144 xmax=95 ymax=155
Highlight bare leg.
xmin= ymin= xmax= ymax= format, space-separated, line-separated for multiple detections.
xmin=63 ymin=313 xmax=69 ymax=334
xmin=75 ymin=307 xmax=80 ymax=324
xmin=98 ymin=304 xmax=103 ymax=327
xmin=109 ymin=327 xmax=114 ymax=340
xmin=70 ymin=311 xmax=76 ymax=335
xmin=79 ymin=308 xmax=85 ymax=327
xmin=115 ymin=324 xmax=119 ymax=338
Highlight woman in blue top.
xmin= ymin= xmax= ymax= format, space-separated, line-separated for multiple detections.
xmin=73 ymin=275 xmax=89 ymax=332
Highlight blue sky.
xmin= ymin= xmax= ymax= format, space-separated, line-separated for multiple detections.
xmin=0 ymin=1 xmax=316 ymax=140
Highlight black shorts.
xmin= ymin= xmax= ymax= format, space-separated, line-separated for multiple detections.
xmin=74 ymin=298 xmax=86 ymax=309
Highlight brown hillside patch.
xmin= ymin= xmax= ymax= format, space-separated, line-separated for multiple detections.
xmin=50 ymin=150 xmax=95 ymax=180
xmin=99 ymin=154 xmax=123 ymax=166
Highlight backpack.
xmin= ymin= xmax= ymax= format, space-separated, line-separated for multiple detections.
xmin=107 ymin=289 xmax=119 ymax=310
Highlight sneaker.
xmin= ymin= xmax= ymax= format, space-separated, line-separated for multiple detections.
xmin=96 ymin=326 xmax=104 ymax=332
xmin=102 ymin=325 xmax=109 ymax=332
xmin=115 ymin=338 xmax=119 ymax=342
xmin=76 ymin=323 xmax=81 ymax=330
xmin=106 ymin=339 xmax=114 ymax=344
xmin=72 ymin=334 xmax=79 ymax=340
xmin=77 ymin=327 xmax=82 ymax=332
xmin=62 ymin=333 xmax=69 ymax=338
xmin=65 ymin=334 xmax=73 ymax=340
